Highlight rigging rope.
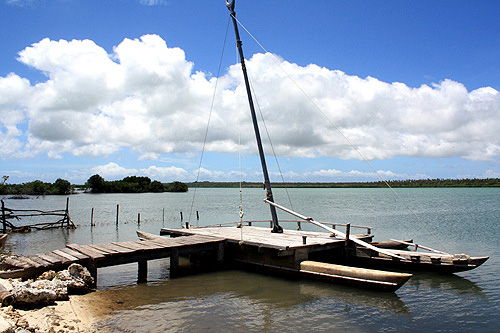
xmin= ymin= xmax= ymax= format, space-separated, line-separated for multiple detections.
xmin=230 ymin=14 xmax=449 ymax=253
xmin=188 ymin=17 xmax=231 ymax=226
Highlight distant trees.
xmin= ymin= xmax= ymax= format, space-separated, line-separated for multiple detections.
xmin=188 ymin=178 xmax=500 ymax=188
xmin=0 ymin=175 xmax=189 ymax=196
xmin=85 ymin=175 xmax=188 ymax=193
xmin=0 ymin=178 xmax=74 ymax=195
xmin=86 ymin=174 xmax=106 ymax=193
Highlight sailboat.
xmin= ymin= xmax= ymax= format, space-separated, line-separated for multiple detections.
xmin=154 ymin=0 xmax=488 ymax=291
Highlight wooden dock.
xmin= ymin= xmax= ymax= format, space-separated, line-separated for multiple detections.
xmin=161 ymin=225 xmax=372 ymax=272
xmin=0 ymin=234 xmax=225 ymax=285
xmin=0 ymin=225 xmax=377 ymax=288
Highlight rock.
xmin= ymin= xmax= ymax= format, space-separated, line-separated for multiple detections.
xmin=55 ymin=264 xmax=93 ymax=293
xmin=0 ymin=315 xmax=14 ymax=333
xmin=37 ymin=271 xmax=56 ymax=281
xmin=9 ymin=280 xmax=58 ymax=305
xmin=0 ymin=265 xmax=93 ymax=306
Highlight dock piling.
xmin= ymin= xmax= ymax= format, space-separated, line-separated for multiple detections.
xmin=138 ymin=260 xmax=147 ymax=283
xmin=116 ymin=204 xmax=120 ymax=226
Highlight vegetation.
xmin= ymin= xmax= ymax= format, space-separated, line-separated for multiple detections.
xmin=188 ymin=178 xmax=500 ymax=188
xmin=0 ymin=178 xmax=75 ymax=196
xmin=85 ymin=175 xmax=188 ymax=193
xmin=0 ymin=175 xmax=189 ymax=195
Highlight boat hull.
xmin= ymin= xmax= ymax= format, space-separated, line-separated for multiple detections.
xmin=299 ymin=261 xmax=412 ymax=292
xmin=350 ymin=247 xmax=489 ymax=274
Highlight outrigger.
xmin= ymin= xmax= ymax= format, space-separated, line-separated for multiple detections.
xmin=156 ymin=0 xmax=488 ymax=292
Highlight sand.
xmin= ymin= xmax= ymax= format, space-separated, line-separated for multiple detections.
xmin=0 ymin=292 xmax=114 ymax=333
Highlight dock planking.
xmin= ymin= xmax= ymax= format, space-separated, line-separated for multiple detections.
xmin=0 ymin=234 xmax=226 ymax=284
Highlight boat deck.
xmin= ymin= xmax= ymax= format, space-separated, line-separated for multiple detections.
xmin=161 ymin=225 xmax=370 ymax=252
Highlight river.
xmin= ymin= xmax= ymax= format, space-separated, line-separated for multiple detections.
xmin=2 ymin=187 xmax=499 ymax=331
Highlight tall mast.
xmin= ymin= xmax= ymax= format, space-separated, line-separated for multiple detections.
xmin=226 ymin=0 xmax=283 ymax=233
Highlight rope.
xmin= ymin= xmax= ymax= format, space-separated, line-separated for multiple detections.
xmin=231 ymin=14 xmax=449 ymax=253
xmin=188 ymin=17 xmax=231 ymax=225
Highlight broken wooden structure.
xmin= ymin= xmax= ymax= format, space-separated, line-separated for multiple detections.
xmin=1 ymin=197 xmax=76 ymax=233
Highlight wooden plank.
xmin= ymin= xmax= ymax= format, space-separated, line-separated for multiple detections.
xmin=113 ymin=241 xmax=156 ymax=251
xmin=36 ymin=252 xmax=63 ymax=265
xmin=58 ymin=247 xmax=89 ymax=260
xmin=47 ymin=252 xmax=72 ymax=264
xmin=19 ymin=256 xmax=46 ymax=268
xmin=4 ymin=257 xmax=32 ymax=269
xmin=135 ymin=240 xmax=166 ymax=250
xmin=66 ymin=244 xmax=105 ymax=260
xmin=111 ymin=241 xmax=142 ymax=251
xmin=26 ymin=255 xmax=52 ymax=267
xmin=52 ymin=249 xmax=80 ymax=262
xmin=92 ymin=243 xmax=134 ymax=254
xmin=88 ymin=244 xmax=120 ymax=255
xmin=146 ymin=239 xmax=177 ymax=248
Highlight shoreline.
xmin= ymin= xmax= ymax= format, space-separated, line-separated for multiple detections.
xmin=0 ymin=292 xmax=114 ymax=332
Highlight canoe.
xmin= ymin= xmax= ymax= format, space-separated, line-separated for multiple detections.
xmin=300 ymin=261 xmax=412 ymax=292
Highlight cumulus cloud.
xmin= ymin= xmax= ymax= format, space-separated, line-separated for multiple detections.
xmin=1 ymin=35 xmax=499 ymax=164
xmin=91 ymin=162 xmax=138 ymax=179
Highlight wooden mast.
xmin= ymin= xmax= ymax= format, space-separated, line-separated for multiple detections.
xmin=226 ymin=0 xmax=283 ymax=233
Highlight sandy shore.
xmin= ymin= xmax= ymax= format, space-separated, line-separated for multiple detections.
xmin=0 ymin=292 xmax=114 ymax=332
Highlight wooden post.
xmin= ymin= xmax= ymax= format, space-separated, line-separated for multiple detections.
xmin=217 ymin=243 xmax=224 ymax=264
xmin=138 ymin=260 xmax=147 ymax=283
xmin=90 ymin=208 xmax=94 ymax=227
xmin=180 ymin=211 xmax=183 ymax=221
xmin=87 ymin=260 xmax=98 ymax=288
xmin=196 ymin=211 xmax=199 ymax=220
xmin=345 ymin=223 xmax=351 ymax=256
xmin=185 ymin=222 xmax=189 ymax=229
xmin=162 ymin=208 xmax=165 ymax=223
xmin=116 ymin=204 xmax=119 ymax=226
xmin=64 ymin=197 xmax=70 ymax=226
xmin=302 ymin=235 xmax=307 ymax=245
xmin=138 ymin=213 xmax=141 ymax=225
xmin=170 ymin=248 xmax=179 ymax=278
xmin=1 ymin=200 xmax=5 ymax=234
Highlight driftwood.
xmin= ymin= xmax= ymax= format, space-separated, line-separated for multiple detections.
xmin=1 ymin=198 xmax=76 ymax=233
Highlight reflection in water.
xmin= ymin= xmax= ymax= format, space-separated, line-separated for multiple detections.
xmin=1 ymin=190 xmax=498 ymax=332
xmin=92 ymin=269 xmax=411 ymax=332
xmin=407 ymin=272 xmax=486 ymax=297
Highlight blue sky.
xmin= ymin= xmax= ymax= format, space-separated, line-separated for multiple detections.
xmin=0 ymin=0 xmax=499 ymax=184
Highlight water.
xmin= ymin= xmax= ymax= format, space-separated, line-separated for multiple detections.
xmin=2 ymin=188 xmax=499 ymax=331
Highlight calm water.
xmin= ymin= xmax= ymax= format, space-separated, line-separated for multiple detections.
xmin=2 ymin=188 xmax=499 ymax=331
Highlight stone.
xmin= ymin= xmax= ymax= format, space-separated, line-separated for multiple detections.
xmin=37 ymin=271 xmax=56 ymax=281
xmin=0 ymin=315 xmax=14 ymax=333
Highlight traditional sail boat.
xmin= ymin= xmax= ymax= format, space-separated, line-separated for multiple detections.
xmin=154 ymin=0 xmax=488 ymax=291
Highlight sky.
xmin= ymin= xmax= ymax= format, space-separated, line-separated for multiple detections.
xmin=0 ymin=0 xmax=499 ymax=185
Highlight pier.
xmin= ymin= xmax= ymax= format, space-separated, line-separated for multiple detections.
xmin=1 ymin=224 xmax=412 ymax=290
xmin=0 ymin=234 xmax=225 ymax=286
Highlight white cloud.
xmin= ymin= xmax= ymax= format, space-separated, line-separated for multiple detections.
xmin=140 ymin=165 xmax=188 ymax=180
xmin=1 ymin=35 xmax=499 ymax=164
xmin=139 ymin=0 xmax=167 ymax=6
xmin=91 ymin=162 xmax=137 ymax=180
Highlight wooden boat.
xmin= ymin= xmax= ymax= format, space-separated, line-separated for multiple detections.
xmin=138 ymin=230 xmax=411 ymax=292
xmin=146 ymin=1 xmax=488 ymax=292
xmin=222 ymin=0 xmax=488 ymax=276
xmin=370 ymin=239 xmax=412 ymax=250
xmin=351 ymin=239 xmax=489 ymax=274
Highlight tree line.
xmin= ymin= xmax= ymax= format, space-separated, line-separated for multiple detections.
xmin=85 ymin=175 xmax=188 ymax=193
xmin=0 ymin=175 xmax=188 ymax=196
xmin=188 ymin=178 xmax=500 ymax=188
